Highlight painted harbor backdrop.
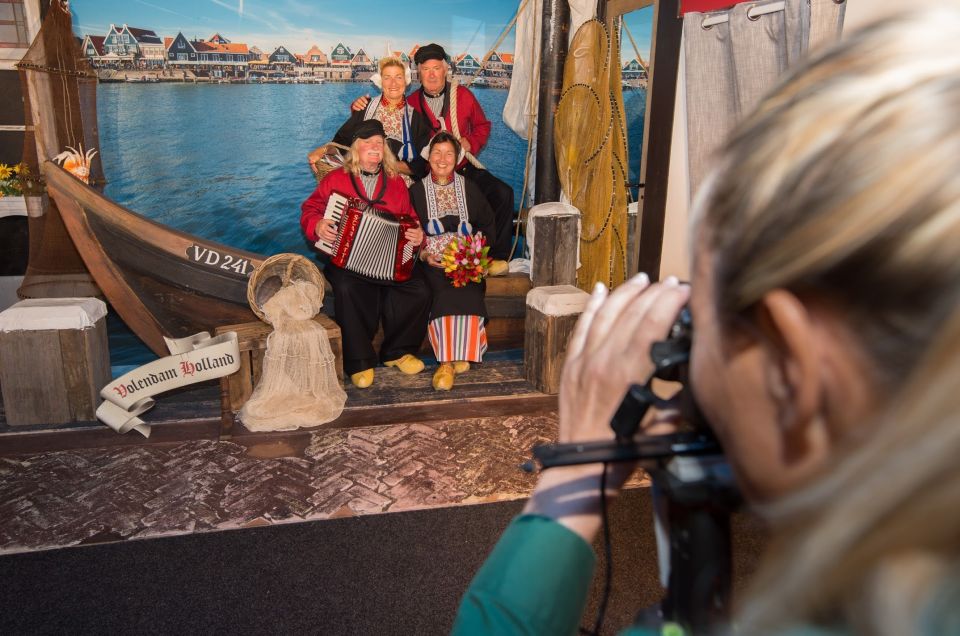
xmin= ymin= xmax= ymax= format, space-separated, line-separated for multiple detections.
xmin=97 ymin=82 xmax=647 ymax=366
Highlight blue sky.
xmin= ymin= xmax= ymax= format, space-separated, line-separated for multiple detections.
xmin=73 ymin=0 xmax=652 ymax=63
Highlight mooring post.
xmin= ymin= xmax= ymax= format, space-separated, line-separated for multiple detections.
xmin=534 ymin=0 xmax=570 ymax=204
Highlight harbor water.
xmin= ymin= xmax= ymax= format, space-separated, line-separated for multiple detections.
xmin=97 ymin=82 xmax=647 ymax=367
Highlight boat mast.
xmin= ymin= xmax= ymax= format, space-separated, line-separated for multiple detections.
xmin=533 ymin=0 xmax=570 ymax=204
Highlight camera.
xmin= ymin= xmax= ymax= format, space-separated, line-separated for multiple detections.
xmin=610 ymin=306 xmax=709 ymax=441
xmin=530 ymin=305 xmax=717 ymax=468
xmin=528 ymin=303 xmax=739 ymax=634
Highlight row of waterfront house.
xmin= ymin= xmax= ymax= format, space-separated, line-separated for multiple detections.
xmin=80 ymin=24 xmax=649 ymax=86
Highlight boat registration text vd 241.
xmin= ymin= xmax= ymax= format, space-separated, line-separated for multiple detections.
xmin=186 ymin=245 xmax=253 ymax=276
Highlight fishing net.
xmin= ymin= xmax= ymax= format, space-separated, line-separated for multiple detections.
xmin=240 ymin=257 xmax=345 ymax=431
xmin=554 ymin=19 xmax=629 ymax=291
xmin=16 ymin=0 xmax=103 ymax=299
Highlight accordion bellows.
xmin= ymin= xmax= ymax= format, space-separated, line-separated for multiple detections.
xmin=316 ymin=192 xmax=418 ymax=282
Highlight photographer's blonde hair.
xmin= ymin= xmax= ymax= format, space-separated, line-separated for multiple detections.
xmin=693 ymin=9 xmax=960 ymax=634
xmin=343 ymin=135 xmax=402 ymax=178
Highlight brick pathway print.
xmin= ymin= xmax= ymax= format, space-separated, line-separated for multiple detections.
xmin=0 ymin=414 xmax=571 ymax=555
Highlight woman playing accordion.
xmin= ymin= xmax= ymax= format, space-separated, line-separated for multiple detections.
xmin=410 ymin=132 xmax=496 ymax=391
xmin=301 ymin=119 xmax=429 ymax=389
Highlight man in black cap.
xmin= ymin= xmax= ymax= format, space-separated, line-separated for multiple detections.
xmin=352 ymin=43 xmax=515 ymax=276
xmin=301 ymin=118 xmax=430 ymax=389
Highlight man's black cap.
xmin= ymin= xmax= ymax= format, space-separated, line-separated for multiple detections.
xmin=414 ymin=43 xmax=447 ymax=65
xmin=353 ymin=118 xmax=386 ymax=141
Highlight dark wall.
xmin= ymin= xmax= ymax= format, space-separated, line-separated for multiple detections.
xmin=1 ymin=63 xmax=27 ymax=279
xmin=0 ymin=70 xmax=24 ymax=165
xmin=0 ymin=217 xmax=28 ymax=276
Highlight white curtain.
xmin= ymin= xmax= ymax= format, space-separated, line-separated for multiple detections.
xmin=503 ymin=0 xmax=597 ymax=203
xmin=682 ymin=0 xmax=846 ymax=195
xmin=504 ymin=0 xmax=596 ymax=138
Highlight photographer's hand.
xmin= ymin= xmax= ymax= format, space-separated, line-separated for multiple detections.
xmin=561 ymin=274 xmax=689 ymax=442
xmin=524 ymin=274 xmax=690 ymax=542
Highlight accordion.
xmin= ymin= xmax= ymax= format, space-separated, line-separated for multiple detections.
xmin=315 ymin=192 xmax=419 ymax=282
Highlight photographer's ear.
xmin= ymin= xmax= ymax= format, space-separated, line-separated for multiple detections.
xmin=755 ymin=290 xmax=830 ymax=465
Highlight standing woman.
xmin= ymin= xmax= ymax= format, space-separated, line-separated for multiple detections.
xmin=410 ymin=132 xmax=496 ymax=391
xmin=301 ymin=119 xmax=429 ymax=389
xmin=309 ymin=56 xmax=431 ymax=182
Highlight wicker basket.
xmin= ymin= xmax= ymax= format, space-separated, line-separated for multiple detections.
xmin=246 ymin=253 xmax=326 ymax=323
xmin=311 ymin=142 xmax=350 ymax=183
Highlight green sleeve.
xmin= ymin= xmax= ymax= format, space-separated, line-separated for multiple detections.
xmin=451 ymin=514 xmax=597 ymax=636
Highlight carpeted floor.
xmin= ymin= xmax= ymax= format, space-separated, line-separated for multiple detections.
xmin=0 ymin=488 xmax=766 ymax=636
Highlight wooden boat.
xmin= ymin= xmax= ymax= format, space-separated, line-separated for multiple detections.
xmin=44 ymin=160 xmax=529 ymax=357
xmin=43 ymin=160 xmax=266 ymax=355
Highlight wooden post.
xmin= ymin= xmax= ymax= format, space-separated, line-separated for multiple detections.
xmin=532 ymin=211 xmax=580 ymax=287
xmin=626 ymin=200 xmax=640 ymax=275
xmin=636 ymin=0 xmax=684 ymax=280
xmin=0 ymin=298 xmax=111 ymax=426
xmin=534 ymin=0 xmax=570 ymax=204
xmin=524 ymin=285 xmax=591 ymax=394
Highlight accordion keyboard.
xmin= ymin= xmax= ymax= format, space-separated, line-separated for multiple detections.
xmin=315 ymin=192 xmax=349 ymax=254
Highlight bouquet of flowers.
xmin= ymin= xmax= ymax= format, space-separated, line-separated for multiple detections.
xmin=0 ymin=162 xmax=27 ymax=198
xmin=442 ymin=233 xmax=491 ymax=287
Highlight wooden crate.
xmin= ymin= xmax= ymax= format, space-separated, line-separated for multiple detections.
xmin=0 ymin=299 xmax=111 ymax=426
xmin=214 ymin=314 xmax=343 ymax=437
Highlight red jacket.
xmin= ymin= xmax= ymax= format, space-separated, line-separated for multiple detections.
xmin=411 ymin=83 xmax=491 ymax=168
xmin=300 ymin=168 xmax=416 ymax=243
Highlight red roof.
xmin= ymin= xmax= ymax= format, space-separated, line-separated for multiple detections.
xmin=126 ymin=26 xmax=162 ymax=44
xmin=499 ymin=53 xmax=514 ymax=64
xmin=219 ymin=43 xmax=249 ymax=54
xmin=193 ymin=40 xmax=249 ymax=54
xmin=163 ymin=37 xmax=173 ymax=50
xmin=86 ymin=35 xmax=106 ymax=55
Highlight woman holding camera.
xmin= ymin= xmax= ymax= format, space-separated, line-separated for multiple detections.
xmin=454 ymin=10 xmax=960 ymax=635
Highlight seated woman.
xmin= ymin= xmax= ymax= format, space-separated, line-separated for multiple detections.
xmin=300 ymin=119 xmax=429 ymax=389
xmin=308 ymin=56 xmax=431 ymax=183
xmin=409 ymin=132 xmax=496 ymax=391
xmin=454 ymin=9 xmax=960 ymax=635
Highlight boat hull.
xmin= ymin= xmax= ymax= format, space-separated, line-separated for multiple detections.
xmin=44 ymin=161 xmax=264 ymax=355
